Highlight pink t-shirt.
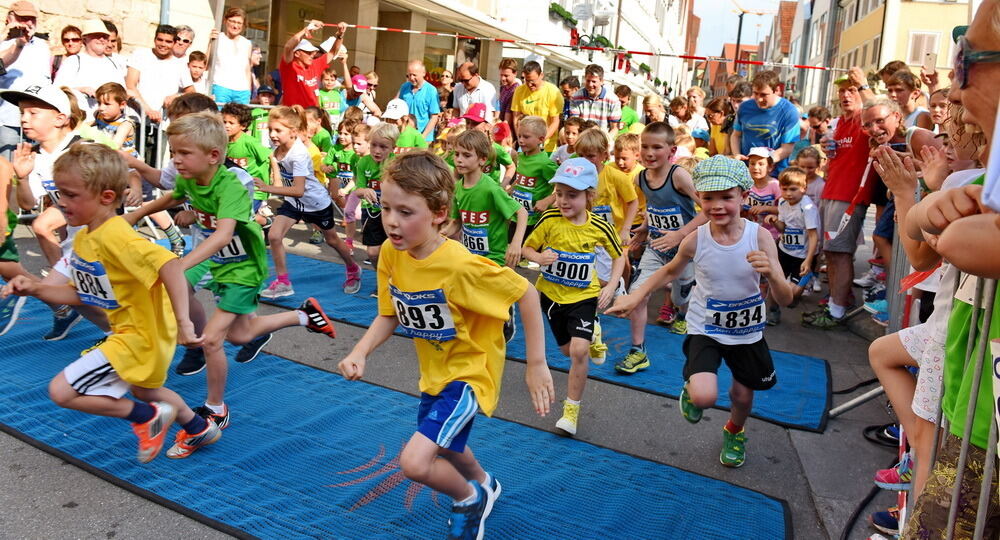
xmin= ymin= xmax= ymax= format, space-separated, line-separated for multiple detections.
xmin=747 ymin=178 xmax=781 ymax=239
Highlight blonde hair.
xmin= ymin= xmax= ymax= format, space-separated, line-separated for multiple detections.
xmin=268 ymin=105 xmax=308 ymax=132
xmin=352 ymin=122 xmax=371 ymax=140
xmin=453 ymin=130 xmax=495 ymax=162
xmin=383 ymin=151 xmax=454 ymax=217
xmin=53 ymin=142 xmax=128 ymax=204
xmin=614 ymin=132 xmax=640 ymax=154
xmin=686 ymin=86 xmax=706 ymax=99
xmin=369 ymin=122 xmax=400 ymax=146
xmin=673 ymin=125 xmax=695 ymax=152
xmin=517 ymin=115 xmax=547 ymax=138
xmin=574 ymin=128 xmax=610 ymax=157
xmin=165 ymin=110 xmax=228 ymax=155
xmin=778 ymin=166 xmax=807 ymax=188
xmin=674 ymin=156 xmax=702 ymax=174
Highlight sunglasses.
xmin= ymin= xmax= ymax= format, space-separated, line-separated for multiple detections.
xmin=954 ymin=36 xmax=1000 ymax=89
xmin=458 ymin=77 xmax=472 ymax=84
xmin=63 ymin=37 xmax=81 ymax=43
xmin=178 ymin=38 xmax=192 ymax=44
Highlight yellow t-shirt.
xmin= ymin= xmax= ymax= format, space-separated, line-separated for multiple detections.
xmin=594 ymin=163 xmax=639 ymax=232
xmin=69 ymin=216 xmax=177 ymax=388
xmin=620 ymin=164 xmax=647 ymax=226
xmin=524 ymin=209 xmax=624 ymax=305
xmin=511 ymin=82 xmax=564 ymax=152
xmin=306 ymin=140 xmax=329 ymax=187
xmin=709 ymin=124 xmax=728 ymax=156
xmin=377 ymin=238 xmax=528 ymax=416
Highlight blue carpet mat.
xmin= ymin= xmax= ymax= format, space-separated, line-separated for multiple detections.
xmin=261 ymin=253 xmax=831 ymax=432
xmin=0 ymin=299 xmax=789 ymax=539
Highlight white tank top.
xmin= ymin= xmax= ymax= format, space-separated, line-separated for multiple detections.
xmin=212 ymin=34 xmax=252 ymax=91
xmin=686 ymin=219 xmax=766 ymax=345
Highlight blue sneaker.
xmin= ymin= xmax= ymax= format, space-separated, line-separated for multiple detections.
xmin=872 ymin=311 xmax=890 ymax=327
xmin=481 ymin=473 xmax=502 ymax=520
xmin=235 ymin=333 xmax=272 ymax=364
xmin=864 ymin=299 xmax=888 ymax=314
xmin=864 ymin=283 xmax=887 ymax=303
xmin=0 ymin=295 xmax=26 ymax=336
xmin=869 ymin=506 xmax=899 ymax=535
xmin=447 ymin=481 xmax=489 ymax=540
xmin=44 ymin=307 xmax=82 ymax=341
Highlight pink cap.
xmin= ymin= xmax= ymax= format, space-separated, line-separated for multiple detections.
xmin=461 ymin=102 xmax=488 ymax=124
xmin=351 ymin=74 xmax=369 ymax=93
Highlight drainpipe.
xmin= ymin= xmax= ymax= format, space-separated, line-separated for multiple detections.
xmin=159 ymin=0 xmax=169 ymax=24
xmin=819 ymin=0 xmax=841 ymax=103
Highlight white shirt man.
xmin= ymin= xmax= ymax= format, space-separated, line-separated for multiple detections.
xmin=126 ymin=26 xmax=193 ymax=122
xmin=451 ymin=62 xmax=497 ymax=123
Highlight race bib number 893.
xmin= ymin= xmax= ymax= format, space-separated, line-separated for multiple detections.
xmin=390 ymin=285 xmax=457 ymax=341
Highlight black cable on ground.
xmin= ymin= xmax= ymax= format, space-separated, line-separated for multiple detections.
xmin=864 ymin=423 xmax=903 ymax=448
xmin=839 ymin=458 xmax=897 ymax=540
xmin=834 ymin=377 xmax=879 ymax=395
xmin=840 ymin=422 xmax=906 ymax=538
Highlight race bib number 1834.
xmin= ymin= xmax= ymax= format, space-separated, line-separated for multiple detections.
xmin=705 ymin=294 xmax=765 ymax=336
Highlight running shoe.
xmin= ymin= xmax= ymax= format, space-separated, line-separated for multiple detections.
xmin=166 ymin=418 xmax=222 ymax=459
xmin=193 ymin=404 xmax=230 ymax=430
xmin=555 ymin=400 xmax=580 ymax=436
xmin=811 ymin=279 xmax=822 ymax=293
xmin=44 ymin=307 xmax=82 ymax=341
xmin=589 ymin=321 xmax=607 ymax=365
xmin=872 ymin=311 xmax=890 ymax=327
xmin=655 ymin=304 xmax=676 ymax=326
xmin=854 ymin=267 xmax=883 ymax=288
xmin=170 ymin=240 xmax=186 ymax=257
xmin=342 ymin=266 xmax=362 ymax=295
xmin=131 ymin=401 xmax=176 ymax=463
xmin=668 ymin=319 xmax=688 ymax=335
xmin=0 ymin=295 xmax=26 ymax=336
xmin=679 ymin=383 xmax=703 ymax=423
xmin=614 ymin=348 xmax=650 ymax=374
xmin=503 ymin=306 xmax=516 ymax=343
xmin=869 ymin=506 xmax=900 ymax=535
xmin=235 ymin=333 xmax=272 ymax=364
xmin=874 ymin=453 xmax=913 ymax=490
xmin=301 ymin=297 xmax=336 ymax=338
xmin=720 ymin=427 xmax=747 ymax=468
xmin=864 ymin=299 xmax=888 ymax=314
xmin=260 ymin=279 xmax=294 ymax=299
xmin=766 ymin=307 xmax=781 ymax=326
xmin=175 ymin=347 xmax=206 ymax=376
xmin=446 ymin=481 xmax=489 ymax=540
xmin=517 ymin=259 xmax=539 ymax=270
xmin=482 ymin=472 xmax=502 ymax=511
xmin=345 ymin=237 xmax=354 ymax=250
xmin=864 ymin=283 xmax=887 ymax=303
xmin=801 ymin=306 xmax=828 ymax=323
xmin=868 ymin=257 xmax=885 ymax=266
xmin=803 ymin=310 xmax=845 ymax=330
xmin=308 ymin=229 xmax=323 ymax=244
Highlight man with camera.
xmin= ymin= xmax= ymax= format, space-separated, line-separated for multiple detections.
xmin=0 ymin=1 xmax=47 ymax=159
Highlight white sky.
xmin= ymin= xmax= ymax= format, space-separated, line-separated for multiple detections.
xmin=692 ymin=0 xmax=784 ymax=56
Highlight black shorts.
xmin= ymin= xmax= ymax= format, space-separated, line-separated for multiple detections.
xmin=361 ymin=207 xmax=388 ymax=247
xmin=777 ymin=249 xmax=807 ymax=286
xmin=682 ymin=334 xmax=777 ymax=391
xmin=276 ymin=201 xmax=336 ymax=230
xmin=539 ymin=293 xmax=598 ymax=346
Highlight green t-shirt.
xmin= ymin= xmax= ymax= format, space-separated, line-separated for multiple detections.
xmin=323 ymin=143 xmax=358 ymax=190
xmin=227 ymin=133 xmax=272 ymax=201
xmin=512 ymin=151 xmax=558 ymax=225
xmin=395 ymin=126 xmax=429 ymax=152
xmin=171 ymin=166 xmax=267 ymax=288
xmin=317 ymin=89 xmax=344 ymax=128
xmin=353 ymin=154 xmax=393 ymax=211
xmin=450 ymin=175 xmax=521 ymax=265
xmin=620 ymin=106 xmax=639 ymax=132
xmin=249 ymin=108 xmax=269 ymax=146
xmin=482 ymin=142 xmax=515 ymax=185
xmin=311 ymin=127 xmax=334 ymax=155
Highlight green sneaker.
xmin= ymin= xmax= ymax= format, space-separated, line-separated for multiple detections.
xmin=803 ymin=310 xmax=845 ymax=330
xmin=614 ymin=348 xmax=650 ymax=374
xmin=668 ymin=319 xmax=687 ymax=335
xmin=720 ymin=428 xmax=747 ymax=467
xmin=679 ymin=383 xmax=703 ymax=423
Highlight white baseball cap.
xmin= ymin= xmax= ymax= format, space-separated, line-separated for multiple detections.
xmin=293 ymin=40 xmax=319 ymax=53
xmin=747 ymin=147 xmax=774 ymax=161
xmin=382 ymin=99 xmax=409 ymax=121
xmin=0 ymin=82 xmax=71 ymax=115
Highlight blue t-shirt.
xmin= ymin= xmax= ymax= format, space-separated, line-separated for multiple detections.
xmin=733 ymin=97 xmax=800 ymax=173
xmin=398 ymin=81 xmax=441 ymax=142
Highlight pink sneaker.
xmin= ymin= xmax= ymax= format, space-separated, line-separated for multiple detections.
xmin=342 ymin=266 xmax=362 ymax=295
xmin=655 ymin=305 xmax=676 ymax=326
xmin=873 ymin=453 xmax=912 ymax=490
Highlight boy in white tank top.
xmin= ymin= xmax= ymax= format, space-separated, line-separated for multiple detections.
xmin=608 ymin=155 xmax=792 ymax=468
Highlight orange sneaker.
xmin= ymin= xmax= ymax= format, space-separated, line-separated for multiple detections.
xmin=166 ymin=418 xmax=222 ymax=459
xmin=131 ymin=401 xmax=177 ymax=464
xmin=300 ymin=297 xmax=336 ymax=338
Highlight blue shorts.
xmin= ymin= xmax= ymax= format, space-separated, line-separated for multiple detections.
xmin=417 ymin=381 xmax=478 ymax=452
xmin=874 ymin=199 xmax=895 ymax=240
xmin=212 ymin=85 xmax=251 ymax=105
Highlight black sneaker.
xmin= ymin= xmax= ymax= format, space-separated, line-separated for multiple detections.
xmin=193 ymin=404 xmax=230 ymax=430
xmin=175 ymin=347 xmax=207 ymax=376
xmin=235 ymin=333 xmax=272 ymax=363
xmin=44 ymin=308 xmax=82 ymax=341
xmin=503 ymin=306 xmax=516 ymax=343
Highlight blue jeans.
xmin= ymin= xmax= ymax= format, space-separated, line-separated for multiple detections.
xmin=0 ymin=124 xmax=21 ymax=160
xmin=212 ymin=85 xmax=251 ymax=105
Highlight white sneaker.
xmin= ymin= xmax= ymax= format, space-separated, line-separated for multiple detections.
xmin=260 ymin=280 xmax=294 ymax=299
xmin=812 ymin=280 xmax=822 ymax=293
xmin=853 ymin=267 xmax=880 ymax=288
xmin=589 ymin=321 xmax=607 ymax=365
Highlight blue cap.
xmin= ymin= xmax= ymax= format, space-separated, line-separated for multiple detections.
xmin=691 ymin=129 xmax=710 ymax=141
xmin=551 ymin=157 xmax=598 ymax=191
xmin=257 ymin=85 xmax=276 ymax=95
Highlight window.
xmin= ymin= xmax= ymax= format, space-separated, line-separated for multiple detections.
xmin=861 ymin=43 xmax=869 ymax=67
xmin=842 ymin=1 xmax=855 ymax=29
xmin=872 ymin=35 xmax=881 ymax=66
xmin=907 ymin=32 xmax=941 ymax=65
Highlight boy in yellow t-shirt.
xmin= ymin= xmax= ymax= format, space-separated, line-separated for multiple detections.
xmin=1 ymin=143 xmax=220 ymax=464
xmin=338 ymin=151 xmax=553 ymax=540
xmin=522 ymin=157 xmax=626 ymax=437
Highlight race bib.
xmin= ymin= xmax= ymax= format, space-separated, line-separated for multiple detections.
xmin=70 ymin=253 xmax=119 ymax=309
xmin=512 ymin=189 xmax=533 ymax=213
xmin=41 ymin=179 xmax=60 ymax=204
xmin=781 ymin=227 xmax=804 ymax=251
xmin=541 ymin=249 xmax=595 ymax=288
xmin=195 ymin=210 xmax=248 ymax=264
xmin=369 ymin=180 xmax=382 ymax=208
xmin=748 ymin=192 xmax=776 ymax=207
xmin=705 ymin=294 xmax=765 ymax=336
xmin=955 ymin=273 xmax=980 ymax=306
xmin=461 ymin=225 xmax=489 ymax=255
xmin=389 ymin=285 xmax=456 ymax=341
xmin=647 ymin=205 xmax=684 ymax=233
xmin=592 ymin=204 xmax=613 ymax=227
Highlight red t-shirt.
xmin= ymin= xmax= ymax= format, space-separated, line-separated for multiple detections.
xmin=821 ymin=113 xmax=873 ymax=204
xmin=278 ymin=55 xmax=329 ymax=108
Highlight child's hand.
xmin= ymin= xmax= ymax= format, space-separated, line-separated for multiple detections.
xmin=746 ymin=250 xmax=773 ymax=275
xmin=338 ymin=354 xmax=366 ymax=381
xmin=532 ymin=200 xmax=548 ymax=213
xmin=924 ymin=184 xmax=984 ymax=234
xmin=504 ymin=244 xmax=522 ymax=268
xmin=1 ymin=275 xmax=33 ymax=298
xmin=536 ymin=248 xmax=558 ymax=266
xmin=799 ymin=259 xmax=812 ymax=277
xmin=619 ymin=229 xmax=631 ymax=246
xmin=872 ymin=146 xmax=917 ymax=196
xmin=597 ymin=283 xmax=615 ymax=311
xmin=253 ymin=178 xmax=268 ymax=192
xmin=649 ymin=230 xmax=684 ymax=252
xmin=321 ymin=165 xmax=334 ymax=174
xmin=359 ymin=188 xmax=379 ymax=204
xmin=764 ymin=214 xmax=778 ymax=226
xmin=176 ymin=320 xmax=203 ymax=347
xmin=919 ymin=144 xmax=950 ymax=191
xmin=605 ymin=293 xmax=639 ymax=317
xmin=11 ymin=142 xmax=34 ymax=179
xmin=123 ymin=187 xmax=142 ymax=208
xmin=525 ymin=362 xmax=555 ymax=417
xmin=174 ymin=209 xmax=196 ymax=227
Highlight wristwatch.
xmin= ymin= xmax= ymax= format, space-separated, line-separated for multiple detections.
xmin=859 ymin=84 xmax=870 ymax=90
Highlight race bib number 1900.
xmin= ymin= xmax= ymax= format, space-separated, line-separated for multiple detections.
xmin=705 ymin=294 xmax=765 ymax=336
xmin=390 ymin=285 xmax=457 ymax=341
xmin=70 ymin=254 xmax=119 ymax=309
xmin=541 ymin=249 xmax=595 ymax=288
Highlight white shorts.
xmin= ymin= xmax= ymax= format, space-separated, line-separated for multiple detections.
xmin=63 ymin=348 xmax=130 ymax=398
xmin=629 ymin=246 xmax=695 ymax=306
xmin=596 ymin=246 xmax=611 ymax=283
xmin=898 ymin=322 xmax=946 ymax=423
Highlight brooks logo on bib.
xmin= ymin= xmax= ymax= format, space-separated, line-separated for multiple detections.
xmin=705 ymin=294 xmax=765 ymax=336
xmin=390 ymin=285 xmax=457 ymax=341
xmin=512 ymin=189 xmax=533 ymax=213
xmin=42 ymin=179 xmax=60 ymax=204
xmin=542 ymin=249 xmax=595 ymax=288
xmin=592 ymin=205 xmax=613 ymax=226
xmin=70 ymin=254 xmax=119 ymax=309
xmin=462 ymin=225 xmax=489 ymax=255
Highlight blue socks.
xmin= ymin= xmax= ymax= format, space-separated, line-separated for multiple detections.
xmin=125 ymin=401 xmax=156 ymax=424
xmin=182 ymin=413 xmax=208 ymax=435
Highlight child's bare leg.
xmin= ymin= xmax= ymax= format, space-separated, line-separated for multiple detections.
xmin=226 ymin=311 xmax=301 ymax=345
xmin=399 ymin=432 xmax=477 ymax=500
xmin=367 ymin=245 xmax=380 ymax=269
xmin=267 ymin=216 xmax=295 ymax=276
xmin=40 ymin=272 xmax=110 ymax=331
xmin=322 ymin=227 xmax=358 ymax=267
xmin=563 ymin=337 xmax=591 ymax=401
xmin=629 ymin=295 xmax=650 ymax=344
xmin=728 ymin=380 xmax=754 ymax=427
xmin=440 ymin=445 xmax=488 ymax=485
xmin=49 ymin=374 xmax=132 ymax=416
xmin=686 ymin=371 xmax=719 ymax=409
xmin=202 ymin=309 xmax=239 ymax=406
xmin=31 ymin=206 xmax=65 ymax=265
xmin=131 ymin=385 xmax=197 ymax=425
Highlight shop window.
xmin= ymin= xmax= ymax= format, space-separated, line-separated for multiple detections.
xmin=907 ymin=32 xmax=940 ymax=65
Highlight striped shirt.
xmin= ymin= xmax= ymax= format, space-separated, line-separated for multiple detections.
xmin=498 ymin=81 xmax=520 ymax=120
xmin=569 ymin=86 xmax=622 ymax=131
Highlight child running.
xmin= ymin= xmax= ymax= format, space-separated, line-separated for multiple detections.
xmin=522 ymin=157 xmax=625 ymax=436
xmin=1 ymin=143 xmax=220 ymax=462
xmin=338 ymin=121 xmax=370 ymax=251
xmin=318 ymin=67 xmax=346 ymax=130
xmin=337 ymin=151 xmax=553 ymax=540
xmin=764 ymin=166 xmax=820 ymax=325
xmin=550 ymin=116 xmax=584 ymax=165
xmin=608 ymin=155 xmax=792 ymax=468
xmin=508 ymin=116 xmax=558 ymax=252
xmin=220 ymin=103 xmax=272 ymax=215
xmin=259 ymin=105 xmax=362 ymax=298
xmin=353 ymin=122 xmax=399 ymax=276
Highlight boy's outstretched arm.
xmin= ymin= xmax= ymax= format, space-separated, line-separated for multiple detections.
xmin=505 ymin=207 xmax=529 ymax=268
xmin=158 ymin=258 xmax=202 ymax=347
xmin=517 ymin=284 xmax=553 ymax=416
xmin=751 ymin=226 xmax=793 ymax=306
xmin=338 ymin=315 xmax=398 ymax=381
xmin=936 ymin=213 xmax=1000 ymax=279
xmin=1 ymin=275 xmax=79 ymax=306
xmin=606 ymin=232 xmax=696 ymax=316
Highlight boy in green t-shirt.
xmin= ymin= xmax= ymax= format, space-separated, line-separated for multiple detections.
xmin=131 ymin=112 xmax=338 ymax=448
xmin=322 ymin=118 xmax=360 ymax=199
xmin=353 ymin=122 xmax=399 ymax=274
xmin=445 ymin=130 xmax=527 ymax=268
xmin=249 ymin=86 xmax=276 ymax=148
xmin=318 ymin=67 xmax=345 ymax=130
xmin=462 ymin=103 xmax=515 ymax=185
xmin=221 ymin=103 xmax=272 ymax=214
xmin=509 ymin=116 xmax=558 ymax=228
xmin=382 ymin=98 xmax=428 ymax=153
